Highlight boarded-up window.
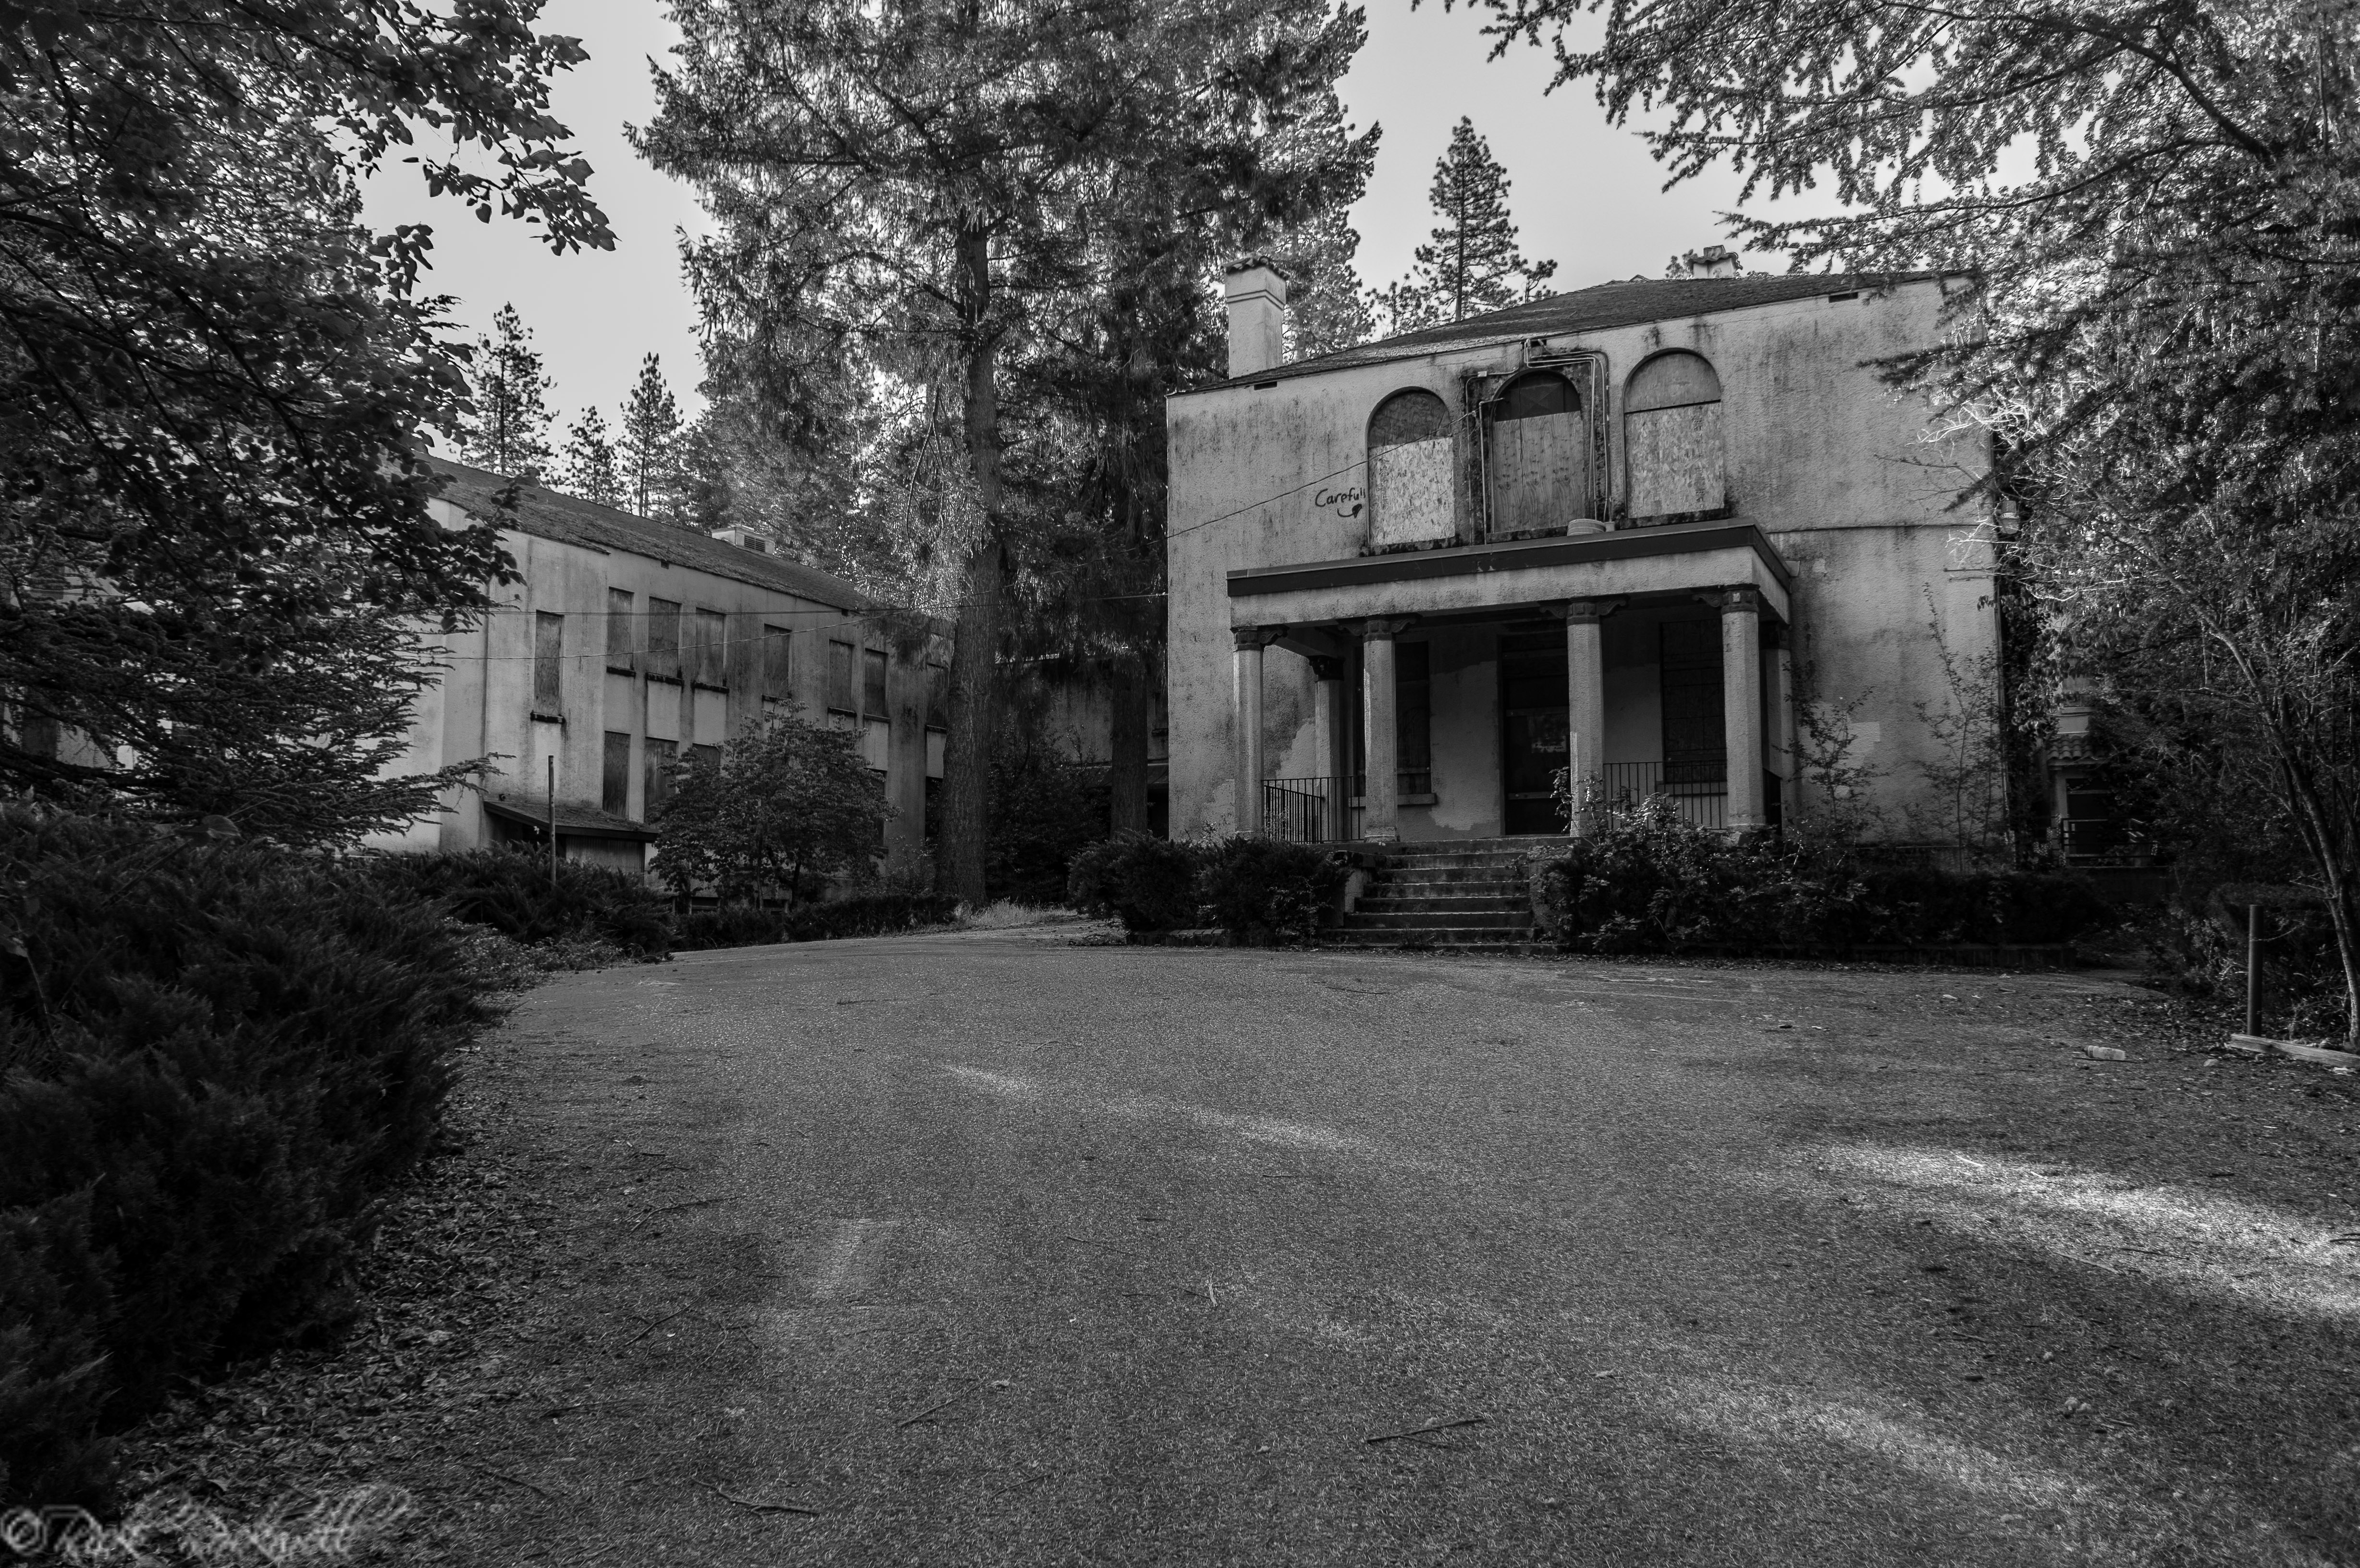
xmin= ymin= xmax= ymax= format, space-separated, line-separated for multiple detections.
xmin=646 ymin=599 xmax=682 ymax=681
xmin=1659 ymin=619 xmax=1727 ymax=786
xmin=693 ymin=609 xmax=727 ymax=687
xmin=826 ymin=640 xmax=855 ymax=713
xmin=861 ymin=648 xmax=888 ymax=719
xmin=760 ymin=625 xmax=792 ymax=700
xmin=1625 ymin=352 xmax=1725 ymax=520
xmin=602 ymin=732 xmax=632 ymax=815
xmin=1488 ymin=372 xmax=1587 ymax=535
xmin=532 ymin=612 xmax=563 ymax=712
xmin=644 ymin=737 xmax=678 ymax=816
xmin=606 ymin=589 xmax=635 ymax=670
xmin=1367 ymin=389 xmax=1454 ymax=549
xmin=689 ymin=742 xmax=721 ymax=772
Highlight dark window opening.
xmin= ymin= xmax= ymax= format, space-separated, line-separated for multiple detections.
xmin=643 ymin=738 xmax=678 ymax=817
xmin=925 ymin=662 xmax=950 ymax=730
xmin=826 ymin=639 xmax=855 ymax=714
xmin=760 ymin=625 xmax=792 ymax=700
xmin=862 ymin=647 xmax=889 ymax=720
xmin=602 ymin=732 xmax=631 ymax=815
xmin=1349 ymin=640 xmax=1434 ymax=796
xmin=605 ymin=589 xmax=635 ymax=670
xmin=532 ymin=612 xmax=563 ymax=712
xmin=1659 ymin=619 xmax=1727 ymax=787
xmin=693 ymin=609 xmax=727 ymax=688
xmin=646 ymin=599 xmax=682 ymax=682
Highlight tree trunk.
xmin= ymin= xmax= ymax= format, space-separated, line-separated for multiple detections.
xmin=1107 ymin=651 xmax=1148 ymax=835
xmin=937 ymin=220 xmax=1004 ymax=904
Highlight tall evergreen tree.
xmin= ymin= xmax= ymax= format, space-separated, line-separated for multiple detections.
xmin=619 ymin=354 xmax=684 ymax=521
xmin=1379 ymin=118 xmax=1556 ymax=332
xmin=0 ymin=0 xmax=608 ymax=838
xmin=559 ymin=407 xmax=622 ymax=508
xmin=1458 ymin=0 xmax=2360 ymax=1036
xmin=1272 ymin=207 xmax=1377 ymax=361
xmin=460 ymin=304 xmax=556 ymax=480
xmin=642 ymin=0 xmax=1373 ymax=900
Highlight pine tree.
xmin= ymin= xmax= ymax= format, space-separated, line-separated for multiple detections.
xmin=1380 ymin=119 xmax=1557 ymax=333
xmin=619 ymin=354 xmax=683 ymax=521
xmin=0 ymin=0 xmax=606 ymax=836
xmin=460 ymin=304 xmax=556 ymax=480
xmin=1273 ymin=207 xmax=1376 ymax=361
xmin=558 ymin=407 xmax=621 ymax=508
xmin=641 ymin=0 xmax=1371 ymax=900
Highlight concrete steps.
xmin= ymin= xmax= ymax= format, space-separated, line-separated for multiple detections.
xmin=1323 ymin=838 xmax=1551 ymax=952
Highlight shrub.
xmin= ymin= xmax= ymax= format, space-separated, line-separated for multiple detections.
xmin=669 ymin=905 xmax=787 ymax=952
xmin=783 ymin=893 xmax=961 ymax=943
xmin=2142 ymin=888 xmax=2346 ymax=1037
xmin=359 ymin=847 xmax=671 ymax=959
xmin=1532 ymin=797 xmax=2117 ymax=955
xmin=1198 ymin=836 xmax=1345 ymax=943
xmin=0 ymin=808 xmax=503 ymax=1507
xmin=1067 ymin=833 xmax=1204 ymax=932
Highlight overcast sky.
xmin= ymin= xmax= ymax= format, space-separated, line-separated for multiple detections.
xmin=359 ymin=0 xmax=1792 ymax=436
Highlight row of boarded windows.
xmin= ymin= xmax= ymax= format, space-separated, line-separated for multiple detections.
xmin=1363 ymin=350 xmax=1727 ymax=543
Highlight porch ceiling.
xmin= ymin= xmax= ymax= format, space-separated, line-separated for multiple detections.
xmin=1226 ymin=520 xmax=1791 ymax=629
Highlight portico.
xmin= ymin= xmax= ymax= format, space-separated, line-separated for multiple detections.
xmin=1228 ymin=521 xmax=1794 ymax=843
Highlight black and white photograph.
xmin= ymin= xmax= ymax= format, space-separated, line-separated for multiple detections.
xmin=4 ymin=0 xmax=2359 ymax=1559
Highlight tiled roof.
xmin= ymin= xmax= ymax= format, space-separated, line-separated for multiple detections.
xmin=425 ymin=454 xmax=872 ymax=612
xmin=1189 ymin=271 xmax=1941 ymax=393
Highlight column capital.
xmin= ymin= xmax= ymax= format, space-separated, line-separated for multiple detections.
xmin=1307 ymin=655 xmax=1346 ymax=682
xmin=1232 ymin=626 xmax=1281 ymax=650
xmin=1700 ymin=584 xmax=1762 ymax=615
xmin=1356 ymin=616 xmax=1417 ymax=640
xmin=1553 ymin=597 xmax=1626 ymax=625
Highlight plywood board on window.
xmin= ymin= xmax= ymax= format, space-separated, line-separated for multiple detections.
xmin=1627 ymin=403 xmax=1726 ymax=518
xmin=1490 ymin=409 xmax=1587 ymax=534
xmin=1369 ymin=438 xmax=1455 ymax=548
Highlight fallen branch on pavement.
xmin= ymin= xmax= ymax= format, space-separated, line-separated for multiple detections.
xmin=1364 ymin=1417 xmax=1486 ymax=1446
xmin=468 ymin=1464 xmax=560 ymax=1501
xmin=704 ymin=1481 xmax=821 ymax=1517
xmin=614 ymin=1305 xmax=691 ymax=1348
xmin=894 ymin=1381 xmax=985 ymax=1428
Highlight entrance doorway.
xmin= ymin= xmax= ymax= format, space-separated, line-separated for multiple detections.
xmin=1500 ymin=630 xmax=1569 ymax=834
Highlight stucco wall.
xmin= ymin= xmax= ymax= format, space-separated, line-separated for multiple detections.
xmin=1166 ymin=277 xmax=1997 ymax=840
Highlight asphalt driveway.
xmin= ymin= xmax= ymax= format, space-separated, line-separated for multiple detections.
xmin=365 ymin=933 xmax=2360 ymax=1566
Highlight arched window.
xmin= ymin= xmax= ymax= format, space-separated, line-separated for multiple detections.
xmin=1487 ymin=371 xmax=1587 ymax=536
xmin=1367 ymin=389 xmax=1454 ymax=549
xmin=1623 ymin=351 xmax=1725 ymax=521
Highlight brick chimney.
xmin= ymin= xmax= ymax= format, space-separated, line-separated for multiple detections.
xmin=1223 ymin=260 xmax=1288 ymax=379
xmin=1681 ymin=244 xmax=1743 ymax=279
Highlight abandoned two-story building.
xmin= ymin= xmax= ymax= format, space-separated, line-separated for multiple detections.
xmin=367 ymin=456 xmax=946 ymax=877
xmin=1165 ymin=256 xmax=2001 ymax=846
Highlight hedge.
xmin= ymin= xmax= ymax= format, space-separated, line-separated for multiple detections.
xmin=359 ymin=847 xmax=672 ymax=959
xmin=1068 ymin=833 xmax=1343 ymax=942
xmin=0 ymin=809 xmax=504 ymax=1507
xmin=1530 ymin=797 xmax=2116 ymax=955
xmin=667 ymin=894 xmax=965 ymax=951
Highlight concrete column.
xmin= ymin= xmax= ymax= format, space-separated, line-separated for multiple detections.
xmin=1718 ymin=586 xmax=1765 ymax=830
xmin=1233 ymin=629 xmax=1268 ymax=833
xmin=1359 ymin=618 xmax=1413 ymax=843
xmin=1563 ymin=600 xmax=1613 ymax=834
xmin=1766 ymin=621 xmax=1794 ymax=828
xmin=1311 ymin=655 xmax=1350 ymax=841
